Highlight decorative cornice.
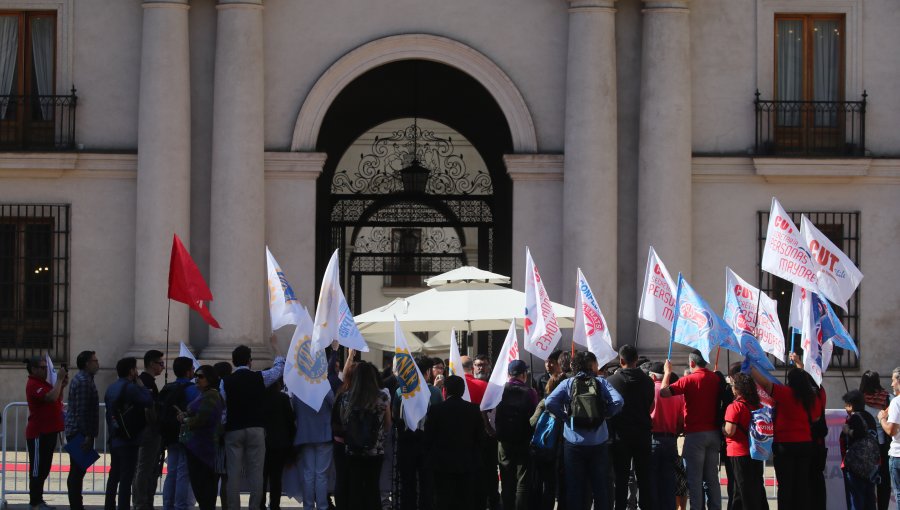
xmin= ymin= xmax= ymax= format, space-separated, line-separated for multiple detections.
xmin=504 ymin=154 xmax=564 ymax=181
xmin=142 ymin=0 xmax=189 ymax=9
xmin=691 ymin=156 xmax=900 ymax=184
xmin=0 ymin=152 xmax=137 ymax=179
xmin=567 ymin=0 xmax=617 ymax=13
xmin=264 ymin=151 xmax=327 ymax=180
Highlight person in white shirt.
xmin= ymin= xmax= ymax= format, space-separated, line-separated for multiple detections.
xmin=876 ymin=366 xmax=900 ymax=506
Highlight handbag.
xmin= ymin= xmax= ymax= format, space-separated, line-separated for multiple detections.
xmin=530 ymin=409 xmax=563 ymax=461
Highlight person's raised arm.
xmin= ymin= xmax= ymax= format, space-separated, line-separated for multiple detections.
xmin=658 ymin=360 xmax=674 ymax=398
xmin=342 ymin=348 xmax=356 ymax=381
xmin=748 ymin=365 xmax=774 ymax=396
xmin=43 ymin=366 xmax=68 ymax=402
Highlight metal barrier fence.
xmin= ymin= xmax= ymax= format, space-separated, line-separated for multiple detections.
xmin=1 ymin=402 xmax=162 ymax=508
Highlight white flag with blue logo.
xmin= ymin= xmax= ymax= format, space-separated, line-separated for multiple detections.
xmin=799 ymin=293 xmax=824 ymax=386
xmin=761 ymin=198 xmax=820 ymax=292
xmin=447 ymin=329 xmax=471 ymax=402
xmin=481 ymin=322 xmax=519 ymax=411
xmin=285 ymin=307 xmax=331 ymax=410
xmin=723 ymin=268 xmax=785 ymax=363
xmin=311 ymin=250 xmax=369 ymax=353
xmin=573 ymin=269 xmax=617 ymax=368
xmin=394 ymin=317 xmax=431 ymax=431
xmin=799 ymin=216 xmax=863 ymax=312
xmin=670 ymin=274 xmax=737 ymax=363
xmin=179 ymin=342 xmax=200 ymax=370
xmin=638 ymin=246 xmax=678 ymax=333
xmin=266 ymin=247 xmax=304 ymax=331
xmin=524 ymin=247 xmax=561 ymax=360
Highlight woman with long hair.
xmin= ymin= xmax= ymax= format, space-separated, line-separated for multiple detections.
xmin=750 ymin=353 xmax=822 ymax=510
xmin=860 ymin=371 xmax=892 ymax=510
xmin=529 ymin=372 xmax=565 ymax=510
xmin=177 ymin=365 xmax=225 ymax=510
xmin=338 ymin=361 xmax=391 ymax=509
xmin=723 ymin=372 xmax=768 ymax=510
xmin=331 ymin=354 xmax=359 ymax=509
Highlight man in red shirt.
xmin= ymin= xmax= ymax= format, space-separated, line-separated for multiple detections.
xmin=648 ymin=362 xmax=685 ymax=510
xmin=25 ymin=355 xmax=68 ymax=510
xmin=460 ymin=355 xmax=488 ymax=405
xmin=660 ymin=349 xmax=722 ymax=510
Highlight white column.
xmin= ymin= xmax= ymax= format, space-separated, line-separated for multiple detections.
xmin=562 ymin=0 xmax=619 ymax=339
xmin=636 ymin=0 xmax=692 ymax=353
xmin=131 ymin=0 xmax=191 ymax=356
xmin=204 ymin=0 xmax=266 ymax=360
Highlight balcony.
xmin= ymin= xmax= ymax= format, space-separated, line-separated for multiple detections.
xmin=0 ymin=89 xmax=77 ymax=151
xmin=754 ymin=90 xmax=866 ymax=157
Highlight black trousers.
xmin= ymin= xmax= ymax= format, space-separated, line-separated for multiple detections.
xmin=27 ymin=433 xmax=58 ymax=507
xmin=809 ymin=443 xmax=827 ymax=510
xmin=67 ymin=435 xmax=89 ymax=510
xmin=345 ymin=454 xmax=383 ymax=510
xmin=398 ymin=431 xmax=434 ymax=510
xmin=187 ymin=449 xmax=219 ymax=510
xmin=434 ymin=471 xmax=474 ymax=510
xmin=730 ymin=455 xmax=768 ymax=510
xmin=773 ymin=442 xmax=812 ymax=510
xmin=611 ymin=433 xmax=653 ymax=510
xmin=479 ymin=437 xmax=501 ymax=510
xmin=498 ymin=441 xmax=530 ymax=510
xmin=262 ymin=446 xmax=287 ymax=510
xmin=105 ymin=444 xmax=139 ymax=510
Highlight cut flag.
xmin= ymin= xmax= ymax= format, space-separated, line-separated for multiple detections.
xmin=761 ymin=198 xmax=819 ymax=293
xmin=394 ymin=317 xmax=431 ymax=431
xmin=670 ymin=274 xmax=737 ymax=363
xmin=723 ymin=268 xmax=785 ymax=362
xmin=638 ymin=246 xmax=678 ymax=333
xmin=481 ymin=322 xmax=519 ymax=411
xmin=266 ymin=247 xmax=304 ymax=331
xmin=799 ymin=216 xmax=863 ymax=312
xmin=573 ymin=269 xmax=617 ymax=368
xmin=310 ymin=250 xmax=368 ymax=353
xmin=524 ymin=247 xmax=561 ymax=360
xmin=447 ymin=329 xmax=471 ymax=402
xmin=179 ymin=342 xmax=200 ymax=370
xmin=168 ymin=234 xmax=220 ymax=328
xmin=800 ymin=290 xmax=858 ymax=386
xmin=285 ymin=307 xmax=331 ymax=410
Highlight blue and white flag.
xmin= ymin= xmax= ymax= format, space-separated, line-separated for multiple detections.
xmin=811 ymin=291 xmax=858 ymax=356
xmin=266 ymin=247 xmax=304 ymax=331
xmin=799 ymin=293 xmax=824 ymax=385
xmin=179 ymin=342 xmax=200 ymax=370
xmin=285 ymin=307 xmax=331 ymax=410
xmin=481 ymin=322 xmax=519 ymax=411
xmin=394 ymin=317 xmax=431 ymax=431
xmin=670 ymin=274 xmax=736 ymax=363
xmin=311 ymin=250 xmax=369 ymax=353
xmin=723 ymin=268 xmax=784 ymax=365
xmin=447 ymin=329 xmax=471 ymax=402
xmin=573 ymin=269 xmax=617 ymax=367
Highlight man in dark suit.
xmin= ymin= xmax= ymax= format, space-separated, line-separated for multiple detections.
xmin=425 ymin=375 xmax=485 ymax=510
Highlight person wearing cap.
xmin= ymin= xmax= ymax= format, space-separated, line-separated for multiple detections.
xmin=494 ymin=359 xmax=539 ymax=510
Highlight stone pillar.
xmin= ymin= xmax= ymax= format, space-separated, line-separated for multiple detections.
xmin=131 ymin=0 xmax=191 ymax=358
xmin=636 ymin=0 xmax=692 ymax=354
xmin=204 ymin=0 xmax=266 ymax=360
xmin=562 ymin=0 xmax=619 ymax=339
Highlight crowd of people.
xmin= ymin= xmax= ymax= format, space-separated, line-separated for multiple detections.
xmin=21 ymin=340 xmax=900 ymax=510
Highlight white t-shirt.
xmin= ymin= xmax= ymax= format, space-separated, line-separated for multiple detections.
xmin=888 ymin=394 xmax=900 ymax=457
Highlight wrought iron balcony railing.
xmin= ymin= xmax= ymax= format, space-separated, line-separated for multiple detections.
xmin=754 ymin=90 xmax=866 ymax=157
xmin=0 ymin=88 xmax=77 ymax=151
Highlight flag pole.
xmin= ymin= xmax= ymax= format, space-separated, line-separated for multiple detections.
xmin=785 ymin=328 xmax=796 ymax=382
xmin=633 ymin=319 xmax=642 ymax=352
xmin=666 ymin=336 xmax=673 ymax=361
xmin=164 ymin=299 xmax=171 ymax=385
xmin=714 ymin=346 xmax=721 ymax=372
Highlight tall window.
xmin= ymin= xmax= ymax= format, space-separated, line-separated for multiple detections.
xmin=775 ymin=14 xmax=844 ymax=127
xmin=0 ymin=204 xmax=69 ymax=363
xmin=757 ymin=210 xmax=860 ymax=369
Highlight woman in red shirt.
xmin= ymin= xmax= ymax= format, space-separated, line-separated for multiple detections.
xmin=723 ymin=372 xmax=767 ymax=510
xmin=24 ymin=355 xmax=68 ymax=510
xmin=750 ymin=353 xmax=821 ymax=510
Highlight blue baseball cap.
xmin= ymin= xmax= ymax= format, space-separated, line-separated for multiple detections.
xmin=508 ymin=359 xmax=528 ymax=376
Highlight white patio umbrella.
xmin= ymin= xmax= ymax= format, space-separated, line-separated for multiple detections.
xmin=354 ymin=280 xmax=575 ymax=335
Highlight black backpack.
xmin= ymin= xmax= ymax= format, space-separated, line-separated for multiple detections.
xmin=158 ymin=381 xmax=190 ymax=446
xmin=714 ymin=372 xmax=733 ymax=430
xmin=844 ymin=411 xmax=881 ymax=481
xmin=494 ymin=384 xmax=534 ymax=443
xmin=569 ymin=375 xmax=606 ymax=428
xmin=343 ymin=405 xmax=382 ymax=455
xmin=111 ymin=382 xmax=147 ymax=440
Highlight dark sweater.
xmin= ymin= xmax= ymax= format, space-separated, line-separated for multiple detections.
xmin=607 ymin=367 xmax=655 ymax=438
xmin=223 ymin=369 xmax=266 ymax=431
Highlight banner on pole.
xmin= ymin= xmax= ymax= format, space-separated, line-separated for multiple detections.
xmin=266 ymin=247 xmax=304 ymax=331
xmin=447 ymin=329 xmax=471 ymax=402
xmin=481 ymin=322 xmax=519 ymax=411
xmin=638 ymin=246 xmax=678 ymax=333
xmin=285 ymin=307 xmax=331 ymax=410
xmin=761 ymin=198 xmax=819 ymax=292
xmin=394 ymin=317 xmax=431 ymax=430
xmin=723 ymin=267 xmax=785 ymax=362
xmin=311 ymin=250 xmax=369 ymax=353
xmin=670 ymin=274 xmax=737 ymax=363
xmin=524 ymin=248 xmax=561 ymax=360
xmin=573 ymin=269 xmax=617 ymax=367
xmin=799 ymin=216 xmax=863 ymax=312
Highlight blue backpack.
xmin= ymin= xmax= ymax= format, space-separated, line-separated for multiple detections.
xmin=530 ymin=409 xmax=563 ymax=461
xmin=747 ymin=405 xmax=774 ymax=461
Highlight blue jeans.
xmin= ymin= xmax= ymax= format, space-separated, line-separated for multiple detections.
xmin=564 ymin=441 xmax=609 ymax=510
xmin=299 ymin=442 xmax=333 ymax=510
xmin=889 ymin=456 xmax=900 ymax=509
xmin=682 ymin=430 xmax=722 ymax=510
xmin=163 ymin=443 xmax=195 ymax=510
xmin=650 ymin=435 xmax=678 ymax=510
xmin=844 ymin=468 xmax=876 ymax=510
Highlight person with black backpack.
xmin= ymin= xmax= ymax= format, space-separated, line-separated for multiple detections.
xmin=494 ymin=359 xmax=539 ymax=510
xmin=841 ymin=389 xmax=879 ymax=510
xmin=133 ymin=349 xmax=164 ymax=510
xmin=104 ymin=357 xmax=153 ymax=510
xmin=545 ymin=351 xmax=624 ymax=510
xmin=159 ymin=356 xmax=201 ymax=510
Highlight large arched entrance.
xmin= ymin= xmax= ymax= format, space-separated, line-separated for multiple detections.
xmin=314 ymin=59 xmax=515 ymax=354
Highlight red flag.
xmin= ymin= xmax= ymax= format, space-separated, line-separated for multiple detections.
xmin=168 ymin=234 xmax=221 ymax=328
